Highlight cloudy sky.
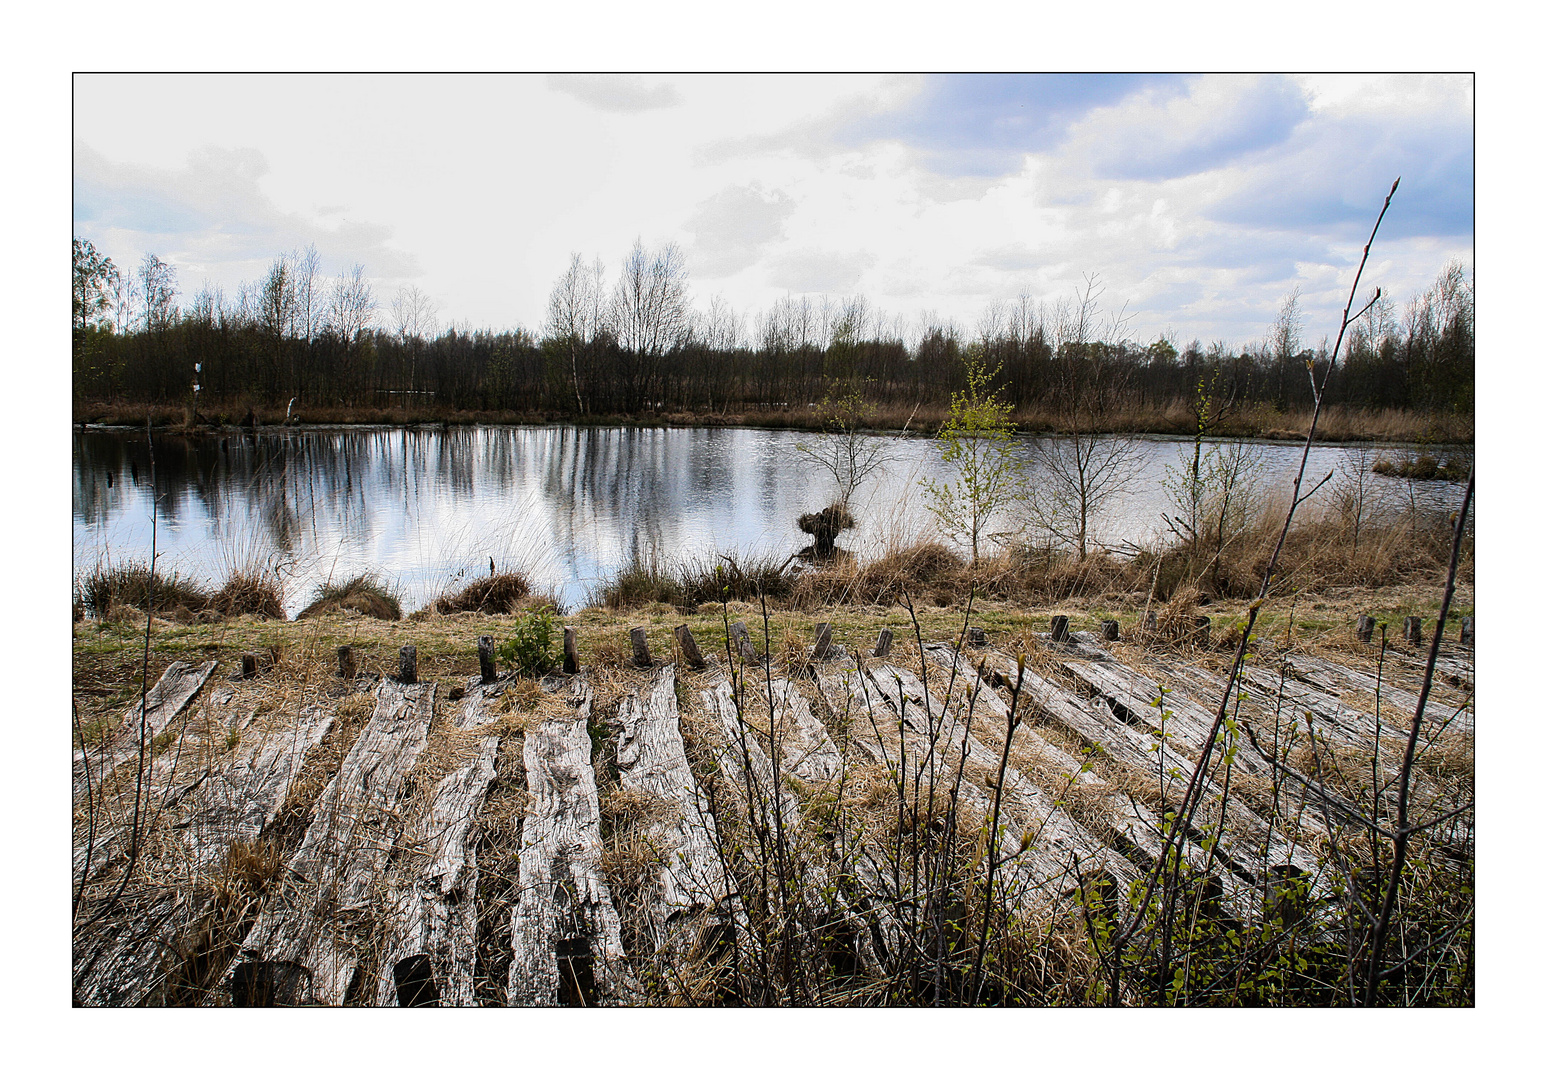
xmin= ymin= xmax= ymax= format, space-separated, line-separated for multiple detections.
xmin=72 ymin=72 xmax=1472 ymax=350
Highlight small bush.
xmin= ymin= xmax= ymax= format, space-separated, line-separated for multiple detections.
xmin=1372 ymin=454 xmax=1470 ymax=481
xmin=80 ymin=560 xmax=211 ymax=617
xmin=207 ymin=571 xmax=285 ymax=619
xmin=498 ymin=607 xmax=561 ymax=677
xmin=295 ymin=573 xmax=403 ymax=621
xmin=598 ymin=558 xmax=686 ymax=611
xmin=432 ymin=571 xmax=532 ymax=615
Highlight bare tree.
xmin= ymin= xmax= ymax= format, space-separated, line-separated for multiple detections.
xmin=1025 ymin=273 xmax=1142 ymax=558
xmin=611 ymin=239 xmax=690 ymax=410
xmin=327 ymin=264 xmax=376 ymax=345
xmin=136 ymin=253 xmax=179 ymax=332
xmin=290 ymin=243 xmax=322 ymax=342
xmin=545 ymin=253 xmax=607 ymax=414
xmin=390 ymin=284 xmax=439 ymax=392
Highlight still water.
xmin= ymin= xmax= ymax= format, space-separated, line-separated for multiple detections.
xmin=72 ymin=425 xmax=1468 ymax=615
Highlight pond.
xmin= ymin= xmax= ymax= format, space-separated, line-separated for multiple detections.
xmin=72 ymin=424 xmax=1469 ymax=616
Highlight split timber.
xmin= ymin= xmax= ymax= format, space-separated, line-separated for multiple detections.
xmin=72 ymin=630 xmax=1473 ymax=1006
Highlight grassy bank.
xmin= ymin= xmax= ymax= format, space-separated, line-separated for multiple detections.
xmin=74 ymin=397 xmax=1474 ymax=444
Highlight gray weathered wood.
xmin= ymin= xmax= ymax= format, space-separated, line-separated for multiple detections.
xmin=630 ymin=627 xmax=652 ymax=667
xmin=180 ymin=706 xmax=335 ymax=873
xmin=967 ymin=626 xmax=987 ymax=648
xmin=509 ymin=677 xmax=626 ymax=1006
xmin=456 ymin=674 xmax=510 ymax=729
xmin=1194 ymin=616 xmax=1211 ymax=646
xmin=478 ymin=635 xmax=497 ymax=683
xmin=729 ymin=621 xmax=758 ymax=661
xmin=1403 ymin=616 xmax=1424 ymax=645
xmin=563 ymin=625 xmax=580 ymax=673
xmin=612 ymin=665 xmax=730 ymax=953
xmin=814 ymin=622 xmax=833 ymax=659
xmin=73 ymin=660 xmax=219 ymax=803
xmin=377 ymin=735 xmax=499 ymax=1006
xmin=1050 ymin=615 xmax=1070 ymax=642
xmin=674 ymin=623 xmax=708 ymax=669
xmin=1102 ymin=620 xmax=1120 ymax=641
xmin=872 ymin=628 xmax=893 ymax=658
xmin=1356 ymin=615 xmax=1376 ymax=644
xmin=399 ymin=644 xmax=418 ymax=683
xmin=222 ymin=679 xmax=436 ymax=1005
xmin=1459 ymin=615 xmax=1473 ymax=649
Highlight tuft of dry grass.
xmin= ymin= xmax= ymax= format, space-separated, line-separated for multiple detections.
xmin=428 ymin=571 xmax=532 ymax=616
xmin=295 ymin=573 xmax=403 ymax=621
xmin=206 ymin=571 xmax=285 ymax=620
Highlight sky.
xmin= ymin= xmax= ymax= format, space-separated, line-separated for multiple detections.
xmin=72 ymin=72 xmax=1474 ymax=350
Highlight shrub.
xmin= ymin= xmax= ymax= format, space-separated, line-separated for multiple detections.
xmin=295 ymin=573 xmax=403 ymax=621
xmin=80 ymin=560 xmax=211 ymax=618
xmin=498 ymin=607 xmax=561 ymax=676
xmin=207 ymin=571 xmax=285 ymax=619
xmin=432 ymin=571 xmax=532 ymax=615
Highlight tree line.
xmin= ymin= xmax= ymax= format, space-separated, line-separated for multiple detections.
xmin=71 ymin=237 xmax=1473 ymax=421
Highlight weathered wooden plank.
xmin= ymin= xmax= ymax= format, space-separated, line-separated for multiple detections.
xmin=509 ymin=677 xmax=626 ymax=1006
xmin=978 ymin=650 xmax=1320 ymax=893
xmin=612 ymin=664 xmax=730 ymax=952
xmin=700 ymin=676 xmax=883 ymax=979
xmin=863 ymin=660 xmax=1141 ymax=898
xmin=455 ymin=673 xmax=512 ymax=729
xmin=74 ymin=660 xmax=219 ymax=802
xmin=179 ymin=706 xmax=335 ymax=874
xmin=1285 ymin=653 xmax=1473 ymax=731
xmin=376 ymin=735 xmax=499 ymax=1006
xmin=221 ymin=679 xmax=436 ymax=1005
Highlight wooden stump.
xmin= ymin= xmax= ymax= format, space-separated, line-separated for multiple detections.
xmin=872 ymin=628 xmax=893 ymax=658
xmin=967 ymin=626 xmax=987 ymax=648
xmin=1050 ymin=615 xmax=1070 ymax=643
xmin=1144 ymin=611 xmax=1157 ymax=632
xmin=674 ymin=624 xmax=707 ymax=669
xmin=337 ymin=645 xmax=357 ymax=680
xmin=399 ymin=644 xmax=418 ymax=684
xmin=1460 ymin=615 xmax=1473 ymax=649
xmin=241 ymin=653 xmax=259 ymax=679
xmin=1194 ymin=616 xmax=1211 ymax=646
xmin=629 ymin=627 xmax=652 ymax=668
xmin=814 ymin=622 xmax=833 ymax=660
xmin=1101 ymin=620 xmax=1120 ymax=642
xmin=1403 ymin=616 xmax=1424 ymax=645
xmin=729 ymin=622 xmax=757 ymax=662
xmin=478 ymin=635 xmax=496 ymax=683
xmin=563 ymin=626 xmax=580 ymax=674
xmin=1356 ymin=615 xmax=1375 ymax=644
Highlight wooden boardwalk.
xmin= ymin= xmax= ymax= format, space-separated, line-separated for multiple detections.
xmin=72 ymin=625 xmax=1473 ymax=1006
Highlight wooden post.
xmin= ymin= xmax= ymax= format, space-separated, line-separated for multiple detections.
xmin=1356 ymin=615 xmax=1375 ymax=644
xmin=1403 ymin=616 xmax=1423 ymax=645
xmin=337 ymin=645 xmax=357 ymax=680
xmin=241 ymin=653 xmax=259 ymax=679
xmin=813 ymin=622 xmax=833 ymax=660
xmin=1144 ymin=611 xmax=1157 ymax=632
xmin=873 ymin=628 xmax=893 ymax=658
xmin=675 ymin=624 xmax=707 ymax=669
xmin=1194 ymin=616 xmax=1211 ymax=646
xmin=729 ymin=622 xmax=757 ymax=661
xmin=1101 ymin=620 xmax=1119 ymax=642
xmin=563 ymin=626 xmax=580 ymax=674
xmin=399 ymin=644 xmax=418 ymax=684
xmin=1050 ymin=615 xmax=1070 ymax=643
xmin=630 ymin=627 xmax=652 ymax=668
xmin=967 ymin=626 xmax=987 ymax=648
xmin=478 ymin=635 xmax=497 ymax=683
xmin=1460 ymin=615 xmax=1473 ymax=649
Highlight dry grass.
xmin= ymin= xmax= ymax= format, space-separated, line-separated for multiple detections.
xmin=295 ymin=573 xmax=404 ymax=621
xmin=426 ymin=571 xmax=532 ymax=616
